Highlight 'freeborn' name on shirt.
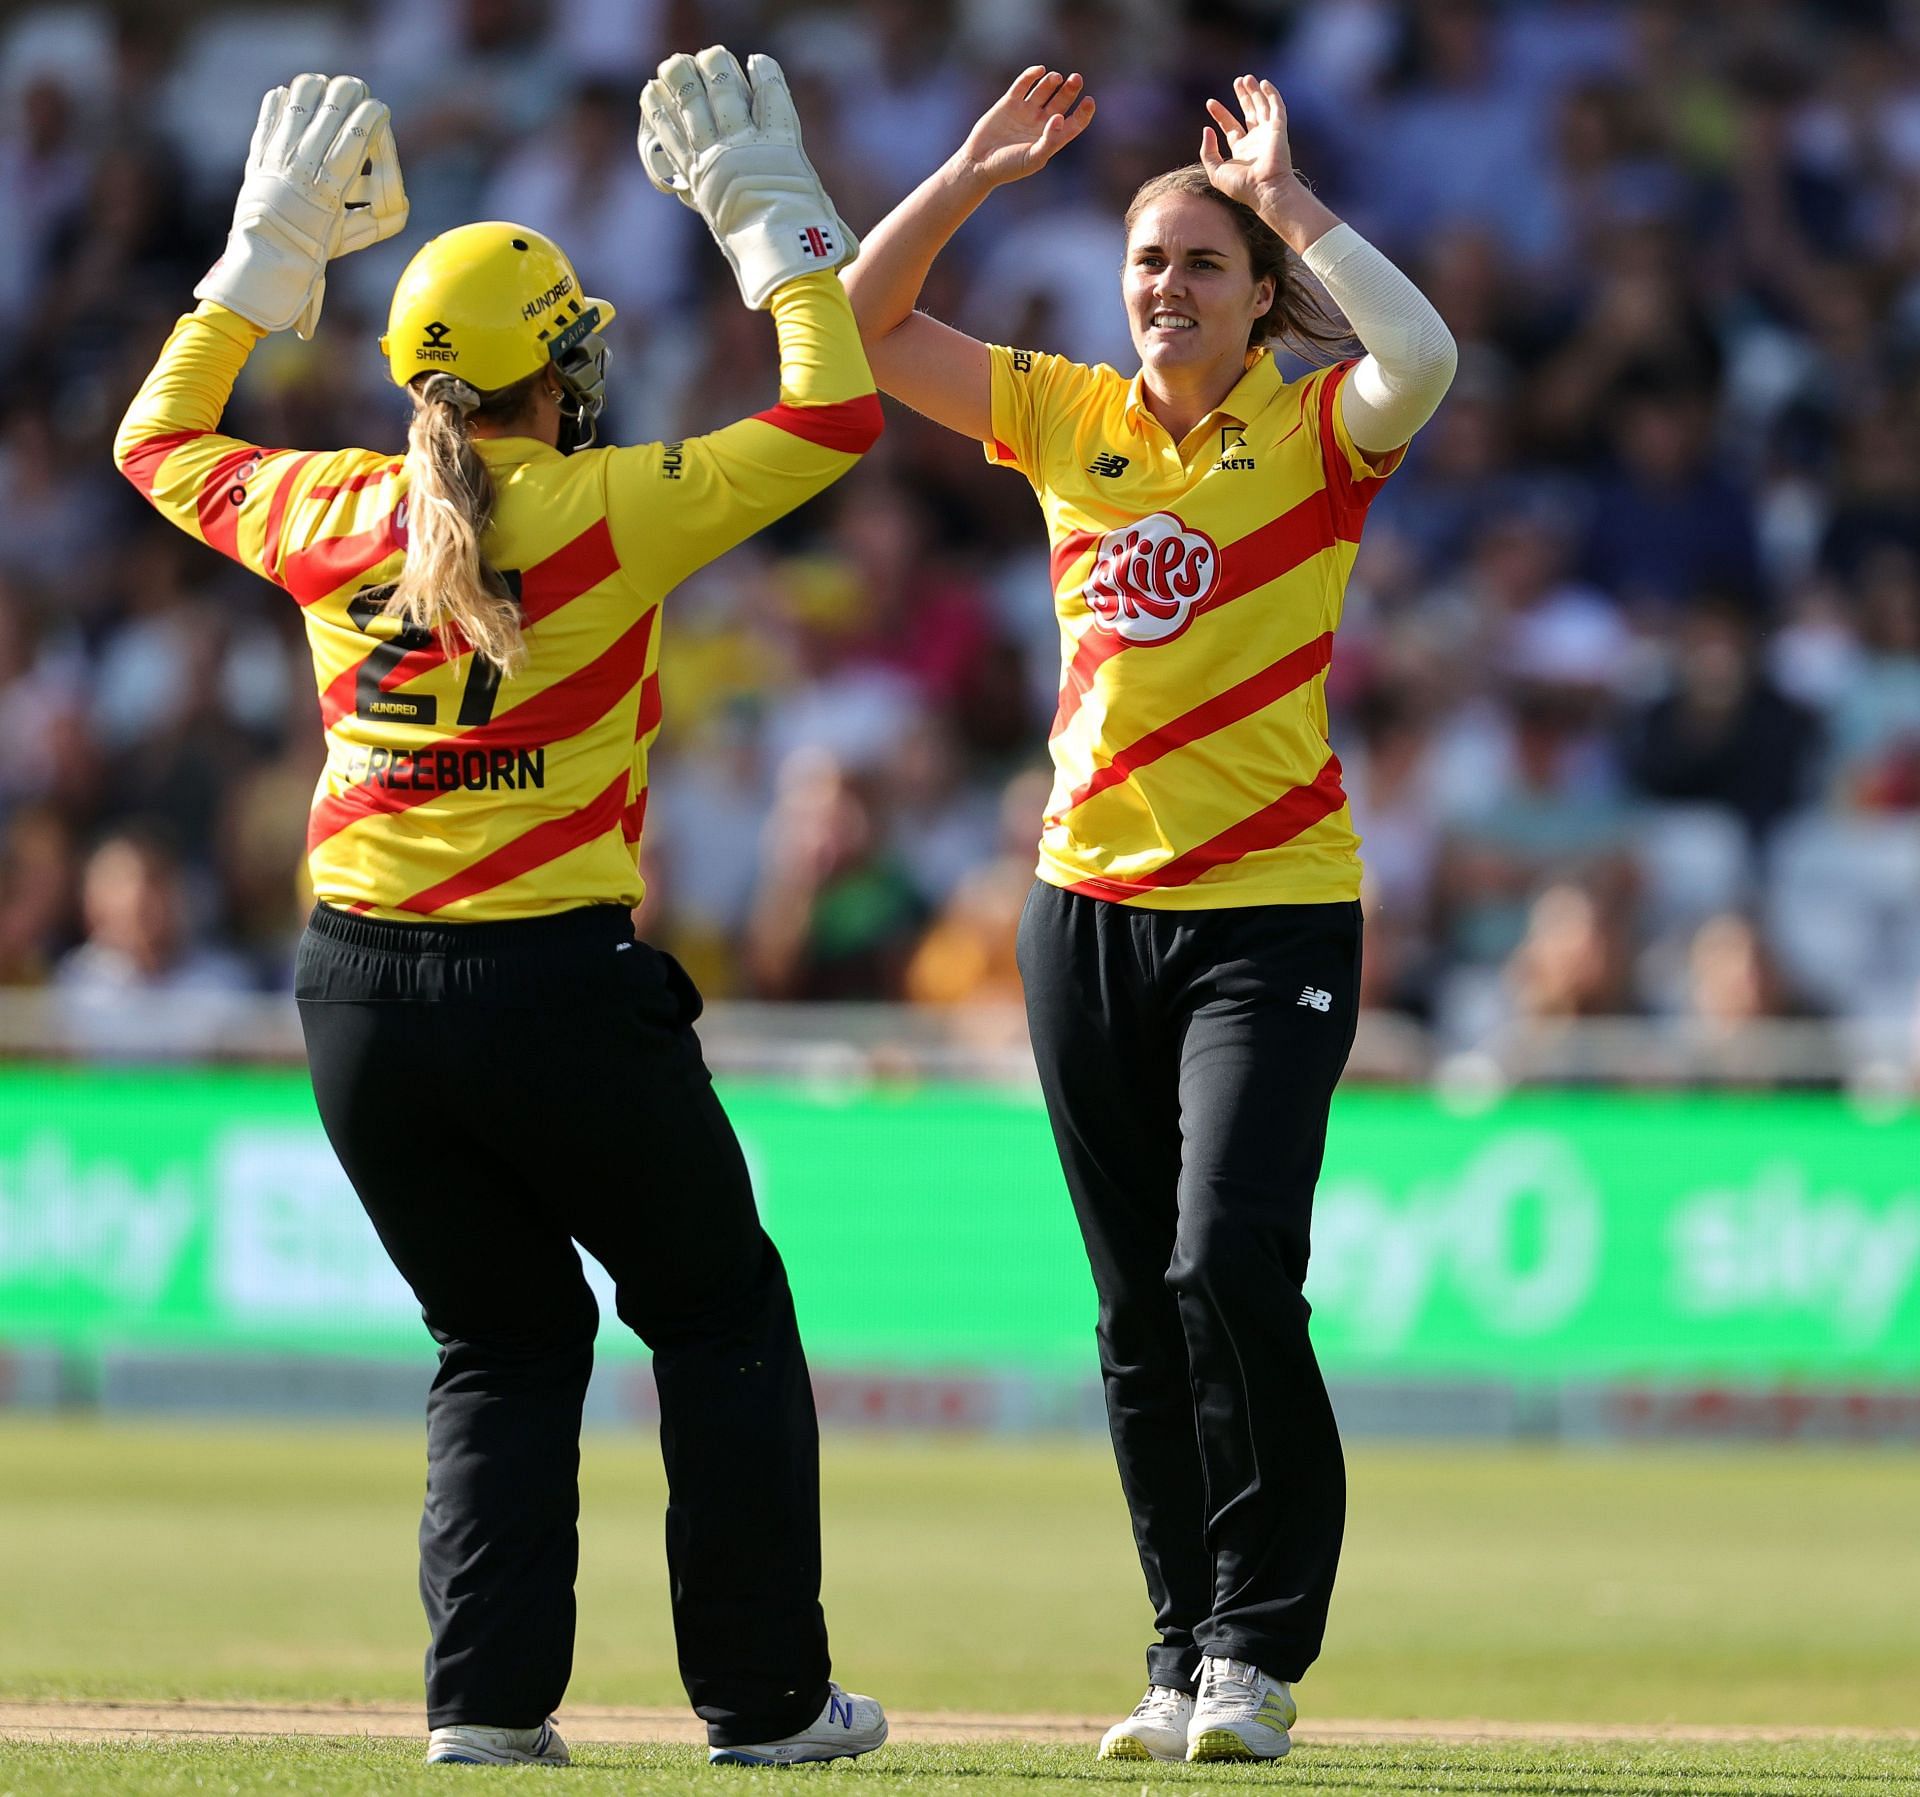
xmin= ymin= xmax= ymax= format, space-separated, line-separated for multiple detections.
xmin=335 ymin=745 xmax=548 ymax=792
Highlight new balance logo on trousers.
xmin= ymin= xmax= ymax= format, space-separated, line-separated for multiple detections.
xmin=1298 ymin=986 xmax=1332 ymax=1011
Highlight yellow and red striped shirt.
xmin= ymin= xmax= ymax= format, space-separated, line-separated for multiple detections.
xmin=986 ymin=345 xmax=1401 ymax=907
xmin=115 ymin=273 xmax=880 ymax=922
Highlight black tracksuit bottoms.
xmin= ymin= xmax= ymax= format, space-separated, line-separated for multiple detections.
xmin=294 ymin=901 xmax=829 ymax=1747
xmin=1016 ymin=881 xmax=1362 ymax=1689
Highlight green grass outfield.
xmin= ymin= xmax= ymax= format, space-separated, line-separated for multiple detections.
xmin=2 ymin=1737 xmax=1918 ymax=1797
xmin=1 ymin=1421 xmax=1916 ymax=1793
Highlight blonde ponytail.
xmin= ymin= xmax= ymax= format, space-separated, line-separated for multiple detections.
xmin=387 ymin=372 xmax=527 ymax=676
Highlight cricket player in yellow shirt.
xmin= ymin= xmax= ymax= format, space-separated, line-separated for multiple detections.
xmin=116 ymin=56 xmax=887 ymax=1769
xmin=844 ymin=69 xmax=1457 ymax=1762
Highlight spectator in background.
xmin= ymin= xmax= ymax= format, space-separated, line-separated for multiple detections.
xmin=878 ymin=712 xmax=1000 ymax=911
xmin=1358 ymin=0 xmax=1557 ymax=264
xmin=643 ymin=699 xmax=779 ymax=999
xmin=216 ymin=742 xmax=320 ymax=985
xmin=1819 ymin=405 xmax=1920 ymax=582
xmin=1580 ymin=370 xmax=1763 ymax=613
xmin=1526 ymin=218 xmax=1720 ymax=460
xmin=1504 ymin=880 xmax=1638 ymax=1021
xmin=828 ymin=475 xmax=998 ymax=711
xmin=1685 ymin=909 xmax=1812 ymax=1029
xmin=0 ymin=75 xmax=91 ymax=332
xmin=0 ymin=577 xmax=86 ymax=816
xmin=363 ymin=0 xmax=568 ymax=234
xmin=1710 ymin=52 xmax=1864 ymax=319
xmin=55 ymin=825 xmax=253 ymax=1058
xmin=1622 ymin=596 xmax=1822 ymax=843
xmin=1342 ymin=686 xmax=1442 ymax=1018
xmin=744 ymin=749 xmax=928 ymax=1001
xmin=1364 ymin=349 xmax=1533 ymax=587
xmin=1433 ymin=631 xmax=1633 ymax=969
xmin=904 ymin=762 xmax=1051 ymax=1021
xmin=759 ymin=555 xmax=922 ymax=775
xmin=1827 ymin=546 xmax=1920 ymax=810
xmin=0 ymin=402 xmax=120 ymax=598
xmin=810 ymin=0 xmax=982 ymax=215
xmin=1681 ymin=909 xmax=1830 ymax=1088
xmin=0 ymin=804 xmax=78 ymax=986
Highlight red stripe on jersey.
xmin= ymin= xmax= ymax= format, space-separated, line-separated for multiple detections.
xmin=637 ymin=671 xmax=661 ymax=739
xmin=317 ymin=519 xmax=622 ymax=730
xmin=622 ymin=787 xmax=648 ymax=847
xmin=1318 ymin=361 xmax=1403 ymax=533
xmin=751 ymin=393 xmax=884 ymax=455
xmin=117 ymin=429 xmax=209 ymax=501
xmin=991 ymin=437 xmax=1019 ymax=466
xmin=519 ymin=518 xmax=619 ymax=626
xmin=260 ymin=452 xmax=319 ymax=584
xmin=283 ymin=517 xmax=403 ymax=607
xmin=1055 ymin=632 xmax=1334 ymax=817
xmin=307 ymin=608 xmax=655 ymax=849
xmin=395 ymin=771 xmax=630 ymax=915
xmin=1050 ymin=492 xmax=1338 ymax=739
xmin=195 ymin=445 xmax=266 ymax=563
xmin=308 ymin=464 xmax=400 ymax=503
xmin=1049 ymin=528 xmax=1099 ymax=595
xmin=1063 ymin=753 xmax=1347 ymax=901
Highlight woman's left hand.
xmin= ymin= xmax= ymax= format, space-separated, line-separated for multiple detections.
xmin=1200 ymin=76 xmax=1298 ymax=212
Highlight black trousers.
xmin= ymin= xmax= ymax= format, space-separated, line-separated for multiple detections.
xmin=1017 ymin=882 xmax=1361 ymax=1688
xmin=295 ymin=902 xmax=829 ymax=1746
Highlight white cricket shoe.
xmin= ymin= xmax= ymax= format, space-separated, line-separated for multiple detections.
xmin=1097 ymin=1684 xmax=1195 ymax=1760
xmin=1186 ymin=1655 xmax=1297 ymax=1761
xmin=707 ymin=1683 xmax=888 ymax=1765
xmin=425 ymin=1716 xmax=569 ymax=1764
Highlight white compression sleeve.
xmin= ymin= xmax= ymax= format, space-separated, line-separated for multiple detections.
xmin=1301 ymin=221 xmax=1457 ymax=453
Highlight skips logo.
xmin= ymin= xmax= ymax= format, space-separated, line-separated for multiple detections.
xmin=1080 ymin=511 xmax=1220 ymax=644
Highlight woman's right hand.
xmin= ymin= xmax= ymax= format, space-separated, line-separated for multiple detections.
xmin=954 ymin=66 xmax=1095 ymax=187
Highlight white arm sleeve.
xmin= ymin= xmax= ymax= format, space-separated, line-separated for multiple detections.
xmin=1301 ymin=222 xmax=1457 ymax=454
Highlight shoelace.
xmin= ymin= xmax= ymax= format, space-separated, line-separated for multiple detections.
xmin=1198 ymin=1659 xmax=1264 ymax=1717
xmin=1133 ymin=1686 xmax=1192 ymax=1722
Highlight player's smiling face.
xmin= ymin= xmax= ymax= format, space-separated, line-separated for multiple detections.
xmin=1123 ymin=192 xmax=1275 ymax=382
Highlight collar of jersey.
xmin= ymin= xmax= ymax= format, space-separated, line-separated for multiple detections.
xmin=1123 ymin=348 xmax=1283 ymax=434
xmin=471 ymin=434 xmax=564 ymax=466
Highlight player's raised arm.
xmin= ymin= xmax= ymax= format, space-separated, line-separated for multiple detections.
xmin=113 ymin=73 xmax=409 ymax=585
xmin=841 ymin=66 xmax=1094 ymax=442
xmin=611 ymin=48 xmax=882 ymax=587
xmin=1201 ymin=75 xmax=1455 ymax=454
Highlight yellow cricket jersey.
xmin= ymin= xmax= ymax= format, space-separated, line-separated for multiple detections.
xmin=115 ymin=274 xmax=880 ymax=922
xmin=986 ymin=345 xmax=1403 ymax=907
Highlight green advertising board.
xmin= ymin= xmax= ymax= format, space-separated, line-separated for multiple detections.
xmin=0 ymin=1069 xmax=1916 ymax=1377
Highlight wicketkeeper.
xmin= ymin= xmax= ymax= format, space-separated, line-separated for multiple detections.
xmin=114 ymin=54 xmax=889 ymax=1768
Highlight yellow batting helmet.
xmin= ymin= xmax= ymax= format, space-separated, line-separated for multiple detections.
xmin=380 ymin=222 xmax=618 ymax=441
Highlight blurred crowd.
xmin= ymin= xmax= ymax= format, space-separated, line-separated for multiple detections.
xmin=4 ymin=0 xmax=1920 ymax=1066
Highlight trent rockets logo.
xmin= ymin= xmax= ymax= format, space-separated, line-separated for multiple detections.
xmin=1080 ymin=512 xmax=1221 ymax=644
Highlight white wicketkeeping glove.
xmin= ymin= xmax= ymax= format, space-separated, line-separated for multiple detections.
xmin=638 ymin=46 xmax=857 ymax=309
xmin=195 ymin=73 xmax=408 ymax=340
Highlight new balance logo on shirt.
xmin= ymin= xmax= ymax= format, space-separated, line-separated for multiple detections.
xmin=1087 ymin=452 xmax=1130 ymax=477
xmin=1298 ymin=987 xmax=1333 ymax=1012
